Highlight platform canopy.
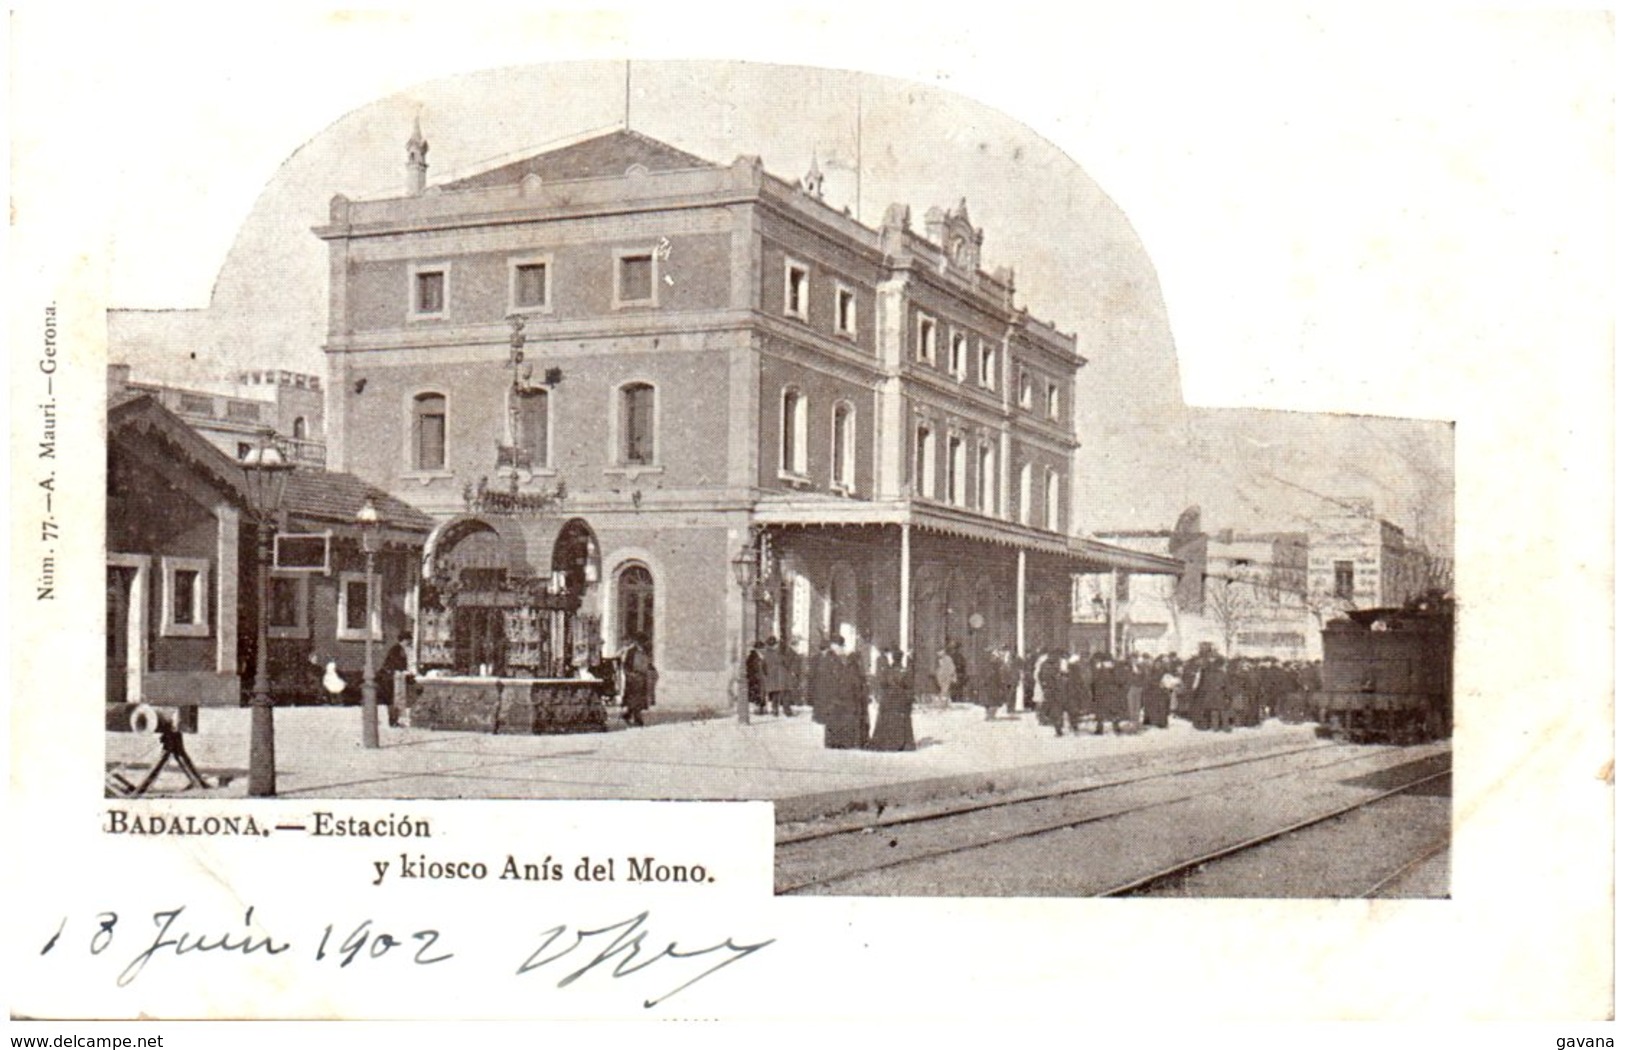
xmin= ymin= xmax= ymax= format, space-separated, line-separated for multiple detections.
xmin=751 ymin=498 xmax=1184 ymax=574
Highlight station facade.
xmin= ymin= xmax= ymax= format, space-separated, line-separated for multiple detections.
xmin=316 ymin=128 xmax=1177 ymax=706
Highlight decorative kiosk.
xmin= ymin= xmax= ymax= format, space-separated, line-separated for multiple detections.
xmin=409 ymin=516 xmax=612 ymax=734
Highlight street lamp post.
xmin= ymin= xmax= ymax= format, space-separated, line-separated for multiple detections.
xmin=357 ymin=497 xmax=383 ymax=749
xmin=240 ymin=435 xmax=294 ymax=797
xmin=730 ymin=538 xmax=759 ymax=725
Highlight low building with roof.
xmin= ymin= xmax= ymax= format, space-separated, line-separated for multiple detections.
xmin=107 ymin=385 xmax=433 ymax=724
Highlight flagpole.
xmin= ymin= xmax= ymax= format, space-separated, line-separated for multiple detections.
xmin=624 ymin=60 xmax=632 ymax=129
xmin=855 ymin=90 xmax=863 ymax=222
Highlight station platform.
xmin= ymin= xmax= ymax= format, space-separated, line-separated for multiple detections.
xmin=104 ymin=703 xmax=1326 ymax=818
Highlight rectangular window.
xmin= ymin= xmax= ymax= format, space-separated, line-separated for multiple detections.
xmin=1046 ymin=382 xmax=1061 ymax=421
xmin=413 ymin=393 xmax=447 ymax=472
xmin=977 ymin=444 xmax=994 ymax=514
xmin=835 ymin=286 xmax=857 ymax=338
xmin=414 ymin=269 xmax=446 ymax=315
xmin=616 ymin=252 xmax=656 ymax=307
xmin=516 ymin=390 xmax=548 ymax=467
xmin=1333 ymin=560 xmax=1355 ymax=600
xmin=337 ymin=572 xmax=381 ymax=642
xmin=785 ymin=261 xmax=810 ymax=321
xmin=160 ymin=556 xmax=210 ymax=638
xmin=914 ymin=426 xmax=936 ymax=499
xmin=947 ymin=435 xmax=965 ymax=505
xmin=831 ymin=404 xmax=854 ymax=491
xmin=512 ymin=260 xmax=551 ymax=311
xmin=178 ymin=393 xmax=214 ymax=416
xmin=268 ymin=574 xmax=311 ymax=639
xmin=225 ymin=400 xmax=261 ymax=423
xmin=950 ymin=331 xmax=967 ymax=379
xmin=173 ymin=571 xmax=198 ymax=625
xmin=1018 ymin=368 xmax=1033 ymax=409
xmin=623 ymin=384 xmax=655 ymax=465
xmin=980 ymin=343 xmax=997 ymax=388
xmin=916 ymin=314 xmax=937 ymax=363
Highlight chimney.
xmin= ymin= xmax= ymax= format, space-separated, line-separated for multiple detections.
xmin=406 ymin=117 xmax=429 ymax=196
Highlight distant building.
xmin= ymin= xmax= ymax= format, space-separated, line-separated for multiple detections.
xmin=1080 ymin=498 xmax=1432 ymax=661
xmin=107 ymin=363 xmax=326 ymax=466
xmin=1306 ymin=497 xmax=1423 ymax=613
xmin=315 ymin=126 xmax=1177 ymax=705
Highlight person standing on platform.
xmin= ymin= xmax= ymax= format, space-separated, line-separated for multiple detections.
xmin=820 ymin=634 xmax=868 ymax=749
xmin=762 ymin=636 xmax=792 ymax=716
xmin=945 ymin=640 xmax=967 ymax=704
xmin=1036 ymin=650 xmax=1066 ymax=737
xmin=1064 ymin=651 xmax=1093 ymax=735
xmin=993 ymin=645 xmax=1020 ymax=715
xmin=867 ymin=648 xmax=916 ymax=751
xmin=380 ymin=630 xmax=413 ymax=727
xmin=975 ymin=645 xmax=1003 ymax=720
xmin=1124 ymin=652 xmax=1148 ymax=731
xmin=1144 ymin=654 xmax=1173 ymax=729
xmin=621 ymin=634 xmax=655 ymax=727
xmin=934 ymin=647 xmax=958 ymax=708
xmin=746 ymin=639 xmax=768 ymax=716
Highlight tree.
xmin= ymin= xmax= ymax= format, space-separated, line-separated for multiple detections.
xmin=1156 ymin=574 xmax=1185 ymax=655
xmin=1206 ymin=576 xmax=1260 ymax=656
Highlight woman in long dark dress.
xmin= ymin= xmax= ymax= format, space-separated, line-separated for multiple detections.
xmin=820 ymin=635 xmax=868 ymax=749
xmin=868 ymin=650 xmax=915 ymax=751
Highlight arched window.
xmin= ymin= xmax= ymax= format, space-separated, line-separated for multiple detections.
xmin=831 ymin=402 xmax=855 ymax=491
xmin=621 ymin=383 xmax=655 ymax=465
xmin=617 ymin=564 xmax=655 ymax=650
xmin=413 ymin=393 xmax=447 ymax=471
xmin=1045 ymin=467 xmax=1061 ymax=531
xmin=780 ymin=388 xmax=808 ymax=477
xmin=291 ymin=416 xmax=308 ymax=440
xmin=515 ymin=389 xmax=548 ymax=467
xmin=913 ymin=423 xmax=936 ymax=499
xmin=977 ymin=442 xmax=995 ymax=515
xmin=1018 ymin=462 xmax=1033 ymax=526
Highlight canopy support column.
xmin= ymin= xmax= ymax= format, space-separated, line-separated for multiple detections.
xmin=898 ymin=523 xmax=912 ymax=654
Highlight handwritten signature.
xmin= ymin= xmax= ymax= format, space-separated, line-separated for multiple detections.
xmin=42 ymin=907 xmax=774 ymax=1010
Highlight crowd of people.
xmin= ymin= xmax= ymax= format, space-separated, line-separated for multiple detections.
xmin=743 ymin=635 xmax=1324 ymax=751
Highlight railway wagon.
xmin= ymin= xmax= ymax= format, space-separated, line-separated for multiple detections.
xmin=1316 ymin=596 xmax=1452 ymax=744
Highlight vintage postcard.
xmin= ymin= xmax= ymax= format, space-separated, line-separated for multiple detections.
xmin=7 ymin=4 xmax=1613 ymax=1031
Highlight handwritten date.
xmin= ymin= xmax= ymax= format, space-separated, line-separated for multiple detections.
xmin=42 ymin=907 xmax=772 ymax=1009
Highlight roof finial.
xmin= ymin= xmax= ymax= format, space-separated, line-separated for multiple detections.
xmin=801 ymin=155 xmax=825 ymax=199
xmin=406 ymin=115 xmax=429 ymax=195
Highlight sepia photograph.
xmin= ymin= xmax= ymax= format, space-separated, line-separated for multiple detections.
xmin=10 ymin=4 xmax=1613 ymax=1027
xmin=98 ymin=60 xmax=1459 ymax=899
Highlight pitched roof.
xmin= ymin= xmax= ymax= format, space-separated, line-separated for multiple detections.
xmin=282 ymin=468 xmax=436 ymax=534
xmin=108 ymin=393 xmax=251 ymax=505
xmin=439 ymin=129 xmax=717 ymax=191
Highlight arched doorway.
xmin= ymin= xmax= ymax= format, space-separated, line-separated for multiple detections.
xmin=616 ymin=564 xmax=655 ymax=652
xmin=551 ymin=519 xmax=604 ymax=668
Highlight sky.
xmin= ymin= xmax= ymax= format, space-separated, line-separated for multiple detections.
xmin=15 ymin=6 xmax=1609 ymax=421
xmin=9 ymin=3 xmax=1609 ymax=573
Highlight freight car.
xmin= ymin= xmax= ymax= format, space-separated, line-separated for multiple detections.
xmin=1315 ymin=594 xmax=1453 ymax=744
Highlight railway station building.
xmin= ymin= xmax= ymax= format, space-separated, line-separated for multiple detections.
xmin=315 ymin=127 xmax=1179 ymax=707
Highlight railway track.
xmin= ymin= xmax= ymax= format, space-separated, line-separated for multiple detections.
xmin=1103 ymin=768 xmax=1450 ymax=896
xmin=775 ymin=741 xmax=1450 ymax=896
